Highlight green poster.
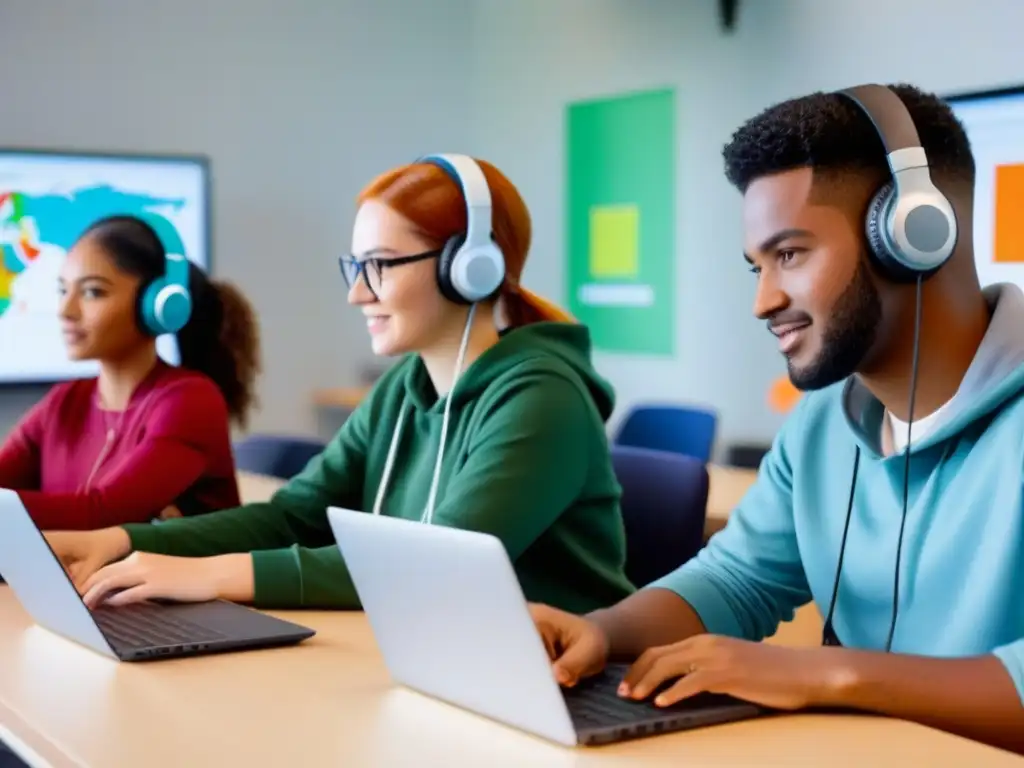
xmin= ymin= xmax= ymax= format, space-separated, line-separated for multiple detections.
xmin=566 ymin=87 xmax=675 ymax=355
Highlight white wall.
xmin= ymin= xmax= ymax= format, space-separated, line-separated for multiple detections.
xmin=468 ymin=0 xmax=1024 ymax=451
xmin=0 ymin=0 xmax=473 ymax=436
xmin=2 ymin=0 xmax=1022 ymax=452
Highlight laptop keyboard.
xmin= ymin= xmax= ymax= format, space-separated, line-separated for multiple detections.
xmin=562 ymin=663 xmax=745 ymax=728
xmin=92 ymin=602 xmax=228 ymax=651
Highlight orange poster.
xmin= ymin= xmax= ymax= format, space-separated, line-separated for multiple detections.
xmin=767 ymin=376 xmax=802 ymax=414
xmin=993 ymin=163 xmax=1024 ymax=263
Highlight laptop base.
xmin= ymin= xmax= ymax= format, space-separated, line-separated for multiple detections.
xmin=564 ymin=663 xmax=765 ymax=746
xmin=94 ymin=599 xmax=315 ymax=662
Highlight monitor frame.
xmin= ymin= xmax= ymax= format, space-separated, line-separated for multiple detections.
xmin=942 ymin=82 xmax=1024 ymax=297
xmin=944 ymin=82 xmax=1024 ymax=106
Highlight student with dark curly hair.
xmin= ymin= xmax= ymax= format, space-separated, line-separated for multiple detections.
xmin=0 ymin=213 xmax=262 ymax=530
xmin=531 ymin=84 xmax=1024 ymax=753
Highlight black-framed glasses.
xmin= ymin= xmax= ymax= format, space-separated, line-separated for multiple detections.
xmin=338 ymin=248 xmax=441 ymax=300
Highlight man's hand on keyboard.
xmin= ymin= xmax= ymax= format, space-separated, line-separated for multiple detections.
xmin=617 ymin=635 xmax=845 ymax=710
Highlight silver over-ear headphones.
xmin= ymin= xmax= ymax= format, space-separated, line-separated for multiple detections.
xmin=836 ymin=84 xmax=959 ymax=283
xmin=416 ymin=153 xmax=506 ymax=304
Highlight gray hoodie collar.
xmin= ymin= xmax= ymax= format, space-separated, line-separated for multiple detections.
xmin=843 ymin=283 xmax=1024 ymax=455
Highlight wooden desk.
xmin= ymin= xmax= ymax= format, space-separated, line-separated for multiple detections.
xmin=311 ymin=386 xmax=370 ymax=409
xmin=0 ymin=590 xmax=1019 ymax=767
xmin=705 ymin=464 xmax=757 ymax=537
xmin=236 ymin=471 xmax=286 ymax=504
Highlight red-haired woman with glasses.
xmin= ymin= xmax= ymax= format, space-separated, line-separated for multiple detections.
xmin=45 ymin=156 xmax=636 ymax=615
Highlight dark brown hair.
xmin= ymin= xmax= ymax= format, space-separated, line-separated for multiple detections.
xmin=80 ymin=215 xmax=262 ymax=428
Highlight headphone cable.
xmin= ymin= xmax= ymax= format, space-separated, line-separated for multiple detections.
xmin=372 ymin=303 xmax=478 ymax=521
xmin=884 ymin=273 xmax=923 ymax=652
xmin=423 ymin=303 xmax=477 ymax=524
xmin=821 ymin=446 xmax=860 ymax=646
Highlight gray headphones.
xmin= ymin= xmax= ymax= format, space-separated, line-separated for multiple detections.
xmin=837 ymin=84 xmax=959 ymax=282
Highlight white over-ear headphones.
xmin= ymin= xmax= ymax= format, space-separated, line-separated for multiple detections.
xmin=836 ymin=84 xmax=958 ymax=282
xmin=417 ymin=153 xmax=506 ymax=304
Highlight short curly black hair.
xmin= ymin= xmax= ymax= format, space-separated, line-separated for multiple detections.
xmin=722 ymin=83 xmax=975 ymax=193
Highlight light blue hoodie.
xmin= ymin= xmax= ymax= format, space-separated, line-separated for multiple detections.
xmin=651 ymin=283 xmax=1024 ymax=701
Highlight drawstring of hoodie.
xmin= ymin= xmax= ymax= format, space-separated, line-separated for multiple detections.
xmin=372 ymin=303 xmax=478 ymax=524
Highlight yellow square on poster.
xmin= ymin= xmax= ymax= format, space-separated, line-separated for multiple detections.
xmin=589 ymin=204 xmax=639 ymax=278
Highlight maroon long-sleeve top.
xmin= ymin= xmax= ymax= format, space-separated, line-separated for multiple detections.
xmin=0 ymin=362 xmax=241 ymax=530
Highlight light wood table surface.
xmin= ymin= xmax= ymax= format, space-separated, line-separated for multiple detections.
xmin=236 ymin=470 xmax=287 ymax=505
xmin=311 ymin=386 xmax=371 ymax=410
xmin=705 ymin=464 xmax=757 ymax=537
xmin=1 ymin=589 xmax=1022 ymax=768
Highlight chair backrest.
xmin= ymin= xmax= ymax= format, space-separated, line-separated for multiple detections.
xmin=611 ymin=445 xmax=709 ymax=588
xmin=614 ymin=404 xmax=718 ymax=463
xmin=233 ymin=434 xmax=326 ymax=480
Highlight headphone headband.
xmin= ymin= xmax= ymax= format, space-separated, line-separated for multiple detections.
xmin=417 ymin=153 xmax=494 ymax=251
xmin=415 ymin=153 xmax=506 ymax=304
xmin=839 ymin=85 xmax=925 ymax=156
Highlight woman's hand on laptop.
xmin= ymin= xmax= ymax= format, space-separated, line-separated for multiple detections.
xmin=78 ymin=552 xmax=255 ymax=609
xmin=530 ymin=603 xmax=610 ymax=687
xmin=44 ymin=527 xmax=132 ymax=589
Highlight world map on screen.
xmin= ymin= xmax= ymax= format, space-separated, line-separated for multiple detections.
xmin=0 ymin=152 xmax=207 ymax=384
xmin=0 ymin=185 xmax=185 ymax=318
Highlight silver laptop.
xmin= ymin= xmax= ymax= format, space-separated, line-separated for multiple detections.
xmin=326 ymin=507 xmax=764 ymax=747
xmin=0 ymin=489 xmax=315 ymax=661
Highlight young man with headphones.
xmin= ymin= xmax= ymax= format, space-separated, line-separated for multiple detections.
xmin=43 ymin=155 xmax=636 ymax=617
xmin=530 ymin=84 xmax=1024 ymax=752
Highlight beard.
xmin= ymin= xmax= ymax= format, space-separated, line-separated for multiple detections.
xmin=788 ymin=258 xmax=883 ymax=391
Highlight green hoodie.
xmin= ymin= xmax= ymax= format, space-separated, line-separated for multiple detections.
xmin=124 ymin=322 xmax=636 ymax=612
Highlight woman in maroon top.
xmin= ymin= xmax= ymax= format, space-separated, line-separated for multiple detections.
xmin=0 ymin=214 xmax=262 ymax=530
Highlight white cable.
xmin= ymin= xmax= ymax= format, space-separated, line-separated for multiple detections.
xmin=372 ymin=302 xmax=478 ymax=523
xmin=423 ymin=302 xmax=477 ymax=525
xmin=372 ymin=403 xmax=407 ymax=516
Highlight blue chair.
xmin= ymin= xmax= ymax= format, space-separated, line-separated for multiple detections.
xmin=614 ymin=404 xmax=718 ymax=463
xmin=233 ymin=434 xmax=326 ymax=480
xmin=611 ymin=445 xmax=709 ymax=588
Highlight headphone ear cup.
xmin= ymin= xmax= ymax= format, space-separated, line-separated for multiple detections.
xmin=865 ymin=182 xmax=894 ymax=264
xmin=137 ymin=279 xmax=163 ymax=336
xmin=864 ymin=181 xmax=914 ymax=282
xmin=436 ymin=234 xmax=470 ymax=304
xmin=137 ymin=277 xmax=192 ymax=336
xmin=865 ymin=181 xmax=950 ymax=283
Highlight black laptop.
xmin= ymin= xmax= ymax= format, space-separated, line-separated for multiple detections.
xmin=0 ymin=489 xmax=314 ymax=661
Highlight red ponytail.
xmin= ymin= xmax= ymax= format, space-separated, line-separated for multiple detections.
xmin=501 ymin=284 xmax=575 ymax=327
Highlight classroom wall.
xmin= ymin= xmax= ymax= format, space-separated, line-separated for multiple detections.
xmin=0 ymin=0 xmax=473 ymax=436
xmin=468 ymin=0 xmax=1024 ymax=450
xmin=1 ymin=0 xmax=1021 ymax=450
